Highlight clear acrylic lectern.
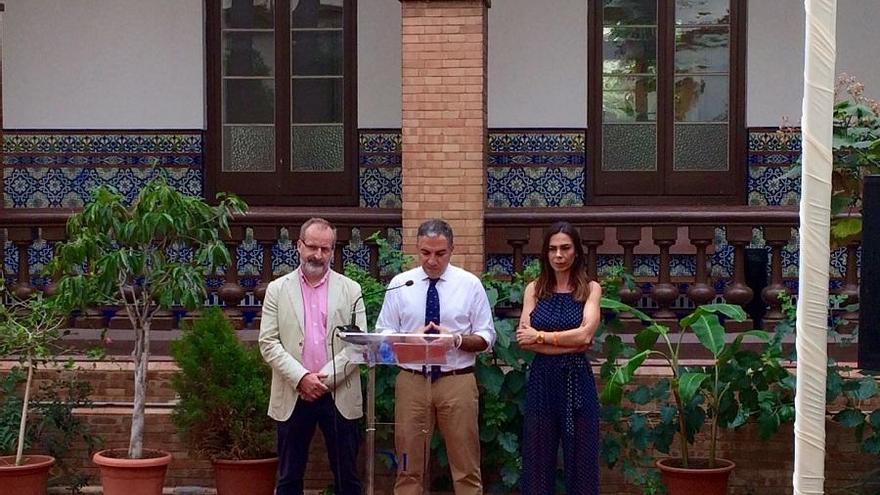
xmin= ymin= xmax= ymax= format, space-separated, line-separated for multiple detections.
xmin=337 ymin=332 xmax=454 ymax=495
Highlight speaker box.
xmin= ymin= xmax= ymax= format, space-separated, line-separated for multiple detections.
xmin=858 ymin=175 xmax=880 ymax=371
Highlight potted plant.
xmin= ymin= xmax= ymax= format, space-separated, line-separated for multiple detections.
xmin=0 ymin=281 xmax=65 ymax=493
xmin=170 ymin=307 xmax=276 ymax=495
xmin=49 ymin=175 xmax=247 ymax=494
xmin=600 ymin=303 xmax=794 ymax=495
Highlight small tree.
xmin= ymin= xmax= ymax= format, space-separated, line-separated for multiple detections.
xmin=49 ymin=176 xmax=247 ymax=459
xmin=0 ymin=283 xmax=68 ymax=466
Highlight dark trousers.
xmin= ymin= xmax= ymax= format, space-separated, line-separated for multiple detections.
xmin=276 ymin=395 xmax=363 ymax=495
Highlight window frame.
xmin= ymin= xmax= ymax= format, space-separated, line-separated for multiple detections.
xmin=205 ymin=0 xmax=359 ymax=206
xmin=587 ymin=0 xmax=747 ymax=205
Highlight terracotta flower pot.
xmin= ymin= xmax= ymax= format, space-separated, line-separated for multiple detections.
xmin=93 ymin=449 xmax=172 ymax=495
xmin=656 ymin=457 xmax=736 ymax=495
xmin=0 ymin=455 xmax=55 ymax=495
xmin=213 ymin=457 xmax=279 ymax=495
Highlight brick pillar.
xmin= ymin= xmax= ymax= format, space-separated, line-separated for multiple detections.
xmin=400 ymin=0 xmax=488 ymax=274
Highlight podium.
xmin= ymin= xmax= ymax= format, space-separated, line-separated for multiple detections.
xmin=338 ymin=332 xmax=454 ymax=495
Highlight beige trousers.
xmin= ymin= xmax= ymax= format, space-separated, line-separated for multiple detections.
xmin=393 ymin=370 xmax=482 ymax=495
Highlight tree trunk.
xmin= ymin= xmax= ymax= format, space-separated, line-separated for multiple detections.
xmin=128 ymin=321 xmax=149 ymax=459
xmin=15 ymin=359 xmax=34 ymax=466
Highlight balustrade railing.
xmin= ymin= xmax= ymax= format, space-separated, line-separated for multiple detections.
xmin=485 ymin=206 xmax=860 ymax=332
xmin=1 ymin=206 xmax=862 ymax=358
xmin=0 ymin=208 xmax=401 ymax=353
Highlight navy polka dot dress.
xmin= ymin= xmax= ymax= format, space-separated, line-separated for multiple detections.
xmin=521 ymin=292 xmax=600 ymax=495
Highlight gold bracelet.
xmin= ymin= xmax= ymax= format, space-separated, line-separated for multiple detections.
xmin=536 ymin=331 xmax=545 ymax=344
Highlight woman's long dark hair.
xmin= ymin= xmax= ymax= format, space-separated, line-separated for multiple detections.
xmin=534 ymin=221 xmax=592 ymax=302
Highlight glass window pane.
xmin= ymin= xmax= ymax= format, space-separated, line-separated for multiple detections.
xmin=223 ymin=125 xmax=275 ymax=172
xmin=603 ymin=0 xmax=657 ymax=26
xmin=223 ymin=32 xmax=275 ymax=77
xmin=224 ymin=79 xmax=276 ymax=124
xmin=675 ymin=26 xmax=728 ymax=73
xmin=602 ymin=123 xmax=657 ymax=171
xmin=603 ymin=76 xmax=657 ymax=122
xmin=222 ymin=0 xmax=274 ymax=29
xmin=675 ymin=0 xmax=729 ymax=25
xmin=603 ymin=27 xmax=657 ymax=75
xmin=674 ymin=75 xmax=728 ymax=122
xmin=292 ymin=125 xmax=344 ymax=171
xmin=292 ymin=31 xmax=343 ymax=76
xmin=292 ymin=78 xmax=343 ymax=123
xmin=674 ymin=123 xmax=728 ymax=171
xmin=291 ymin=0 xmax=343 ymax=28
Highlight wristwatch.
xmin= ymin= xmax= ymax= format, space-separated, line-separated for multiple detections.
xmin=535 ymin=331 xmax=545 ymax=344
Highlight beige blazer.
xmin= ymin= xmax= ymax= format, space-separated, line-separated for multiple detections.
xmin=259 ymin=268 xmax=366 ymax=421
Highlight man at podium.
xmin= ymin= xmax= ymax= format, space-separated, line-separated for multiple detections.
xmin=376 ymin=219 xmax=496 ymax=495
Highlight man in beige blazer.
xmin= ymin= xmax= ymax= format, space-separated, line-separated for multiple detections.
xmin=259 ymin=218 xmax=366 ymax=495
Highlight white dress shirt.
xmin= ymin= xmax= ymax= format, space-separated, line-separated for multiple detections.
xmin=375 ymin=264 xmax=496 ymax=372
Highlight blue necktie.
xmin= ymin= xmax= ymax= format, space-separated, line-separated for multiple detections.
xmin=424 ymin=278 xmax=441 ymax=382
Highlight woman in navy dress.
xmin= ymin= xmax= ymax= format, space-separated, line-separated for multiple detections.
xmin=515 ymin=221 xmax=602 ymax=495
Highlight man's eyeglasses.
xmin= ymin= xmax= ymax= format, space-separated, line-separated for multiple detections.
xmin=300 ymin=241 xmax=334 ymax=255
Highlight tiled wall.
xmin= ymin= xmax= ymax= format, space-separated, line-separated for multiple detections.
xmin=4 ymin=127 xmax=837 ymax=289
xmin=3 ymin=132 xmax=203 ymax=208
xmin=3 ymin=128 xmax=804 ymax=209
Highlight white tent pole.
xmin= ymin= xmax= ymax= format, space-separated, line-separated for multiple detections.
xmin=794 ymin=0 xmax=837 ymax=494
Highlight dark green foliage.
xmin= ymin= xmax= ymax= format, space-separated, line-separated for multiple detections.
xmin=0 ymin=370 xmax=101 ymax=494
xmin=170 ymin=308 xmax=275 ymax=460
xmin=599 ymin=300 xmax=795 ymax=493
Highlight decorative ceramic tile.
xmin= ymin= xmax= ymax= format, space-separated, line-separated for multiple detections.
xmin=485 ymin=255 xmax=540 ymax=276
xmin=237 ymin=233 xmax=262 ymax=277
xmin=4 ymin=167 xmax=202 ymax=208
xmin=360 ymin=167 xmax=402 ymax=208
xmin=488 ymin=132 xmax=586 ymax=154
xmin=486 ymin=130 xmax=586 ymax=207
xmin=3 ymin=133 xmax=203 ymax=154
xmin=359 ymin=132 xmax=401 ymax=154
xmin=746 ymin=129 xmax=802 ymax=206
xmin=358 ymin=131 xmax=402 ymax=208
xmin=487 ymin=167 xmax=584 ymax=207
xmin=747 ymin=165 xmax=801 ymax=206
xmin=3 ymin=131 xmax=204 ymax=209
xmin=748 ymin=131 xmax=801 ymax=153
xmin=3 ymin=241 xmax=17 ymax=277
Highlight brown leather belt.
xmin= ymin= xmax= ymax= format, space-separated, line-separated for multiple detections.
xmin=400 ymin=366 xmax=475 ymax=379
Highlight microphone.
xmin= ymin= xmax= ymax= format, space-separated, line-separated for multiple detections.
xmin=337 ymin=280 xmax=414 ymax=336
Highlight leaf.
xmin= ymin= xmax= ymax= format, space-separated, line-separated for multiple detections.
xmin=498 ymin=431 xmax=518 ymax=453
xmin=600 ymin=350 xmax=651 ymax=406
xmin=600 ymin=298 xmax=651 ymax=322
xmin=485 ymin=287 xmax=499 ymax=308
xmin=831 ymin=217 xmax=862 ymax=240
xmin=863 ymin=435 xmax=880 ymax=454
xmin=833 ymin=408 xmax=866 ymax=429
xmin=476 ymin=364 xmax=505 ymax=397
xmin=634 ymin=325 xmax=662 ymax=353
xmin=678 ymin=372 xmax=709 ymax=404
xmin=852 ymin=377 xmax=878 ymax=401
xmin=688 ymin=313 xmax=726 ymax=357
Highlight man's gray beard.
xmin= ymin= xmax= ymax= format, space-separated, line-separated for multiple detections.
xmin=302 ymin=260 xmax=328 ymax=278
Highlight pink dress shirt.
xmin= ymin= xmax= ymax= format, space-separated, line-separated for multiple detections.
xmin=299 ymin=269 xmax=330 ymax=373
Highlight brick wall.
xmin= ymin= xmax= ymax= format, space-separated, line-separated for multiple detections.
xmin=400 ymin=0 xmax=488 ymax=274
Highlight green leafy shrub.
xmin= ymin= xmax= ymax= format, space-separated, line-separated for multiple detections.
xmin=170 ymin=307 xmax=275 ymax=460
